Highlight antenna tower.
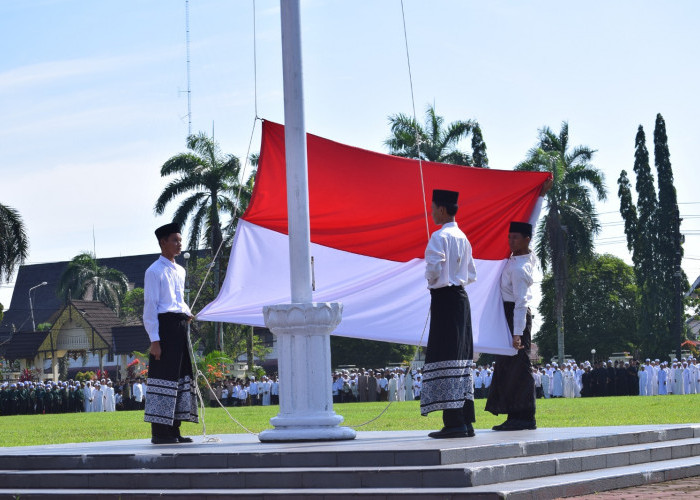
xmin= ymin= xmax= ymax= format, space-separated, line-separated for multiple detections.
xmin=185 ymin=0 xmax=192 ymax=137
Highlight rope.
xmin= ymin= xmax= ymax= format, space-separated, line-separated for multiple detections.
xmin=347 ymin=302 xmax=430 ymax=429
xmin=186 ymin=323 xmax=258 ymax=440
xmin=189 ymin=114 xmax=260 ymax=311
xmin=183 ymin=0 xmax=263 ymax=439
xmin=400 ymin=0 xmax=430 ymax=242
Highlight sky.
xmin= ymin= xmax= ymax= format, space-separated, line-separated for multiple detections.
xmin=1 ymin=0 xmax=699 ymax=334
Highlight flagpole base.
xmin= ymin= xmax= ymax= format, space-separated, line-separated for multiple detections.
xmin=261 ymin=302 xmax=355 ymax=442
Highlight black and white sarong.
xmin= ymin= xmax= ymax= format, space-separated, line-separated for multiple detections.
xmin=144 ymin=312 xmax=199 ymax=426
xmin=420 ymin=285 xmax=474 ymax=416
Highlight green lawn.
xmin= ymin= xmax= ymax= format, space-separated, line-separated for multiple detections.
xmin=1 ymin=395 xmax=698 ymax=448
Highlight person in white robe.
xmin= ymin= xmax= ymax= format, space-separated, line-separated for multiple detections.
xmin=638 ymin=366 xmax=648 ymax=396
xmin=672 ymin=363 xmax=683 ymax=395
xmin=396 ymin=370 xmax=406 ymax=402
xmin=643 ymin=360 xmax=654 ymax=396
xmin=404 ymin=370 xmax=413 ymax=402
xmin=573 ymin=364 xmax=582 ymax=398
xmin=651 ymin=361 xmax=660 ymax=396
xmin=387 ymin=374 xmax=398 ymax=402
xmin=658 ymin=366 xmax=667 ymax=395
xmin=688 ymin=359 xmax=697 ymax=394
xmin=552 ymin=365 xmax=563 ymax=398
xmin=261 ymin=376 xmax=271 ymax=406
xmin=83 ymin=382 xmax=93 ymax=412
xmin=92 ymin=383 xmax=104 ymax=412
xmin=563 ymin=367 xmax=575 ymax=398
xmin=682 ymin=362 xmax=691 ymax=394
xmin=541 ymin=368 xmax=551 ymax=399
xmin=104 ymin=381 xmax=116 ymax=412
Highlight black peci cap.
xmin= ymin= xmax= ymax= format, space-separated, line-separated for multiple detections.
xmin=509 ymin=221 xmax=532 ymax=237
xmin=432 ymin=189 xmax=459 ymax=206
xmin=155 ymin=222 xmax=181 ymax=241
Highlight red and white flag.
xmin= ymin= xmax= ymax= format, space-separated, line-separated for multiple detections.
xmin=197 ymin=121 xmax=549 ymax=355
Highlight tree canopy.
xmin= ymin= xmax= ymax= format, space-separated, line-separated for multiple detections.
xmin=385 ymin=104 xmax=488 ymax=167
xmin=534 ymin=254 xmax=639 ymax=362
xmin=57 ymin=253 xmax=129 ymax=313
xmin=0 ymin=203 xmax=28 ymax=283
xmin=155 ymin=132 xmax=254 ymax=254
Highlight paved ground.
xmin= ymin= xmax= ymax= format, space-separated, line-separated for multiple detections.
xmin=563 ymin=475 xmax=700 ymax=498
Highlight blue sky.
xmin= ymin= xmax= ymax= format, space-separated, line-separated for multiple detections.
xmin=2 ymin=1 xmax=699 ymax=332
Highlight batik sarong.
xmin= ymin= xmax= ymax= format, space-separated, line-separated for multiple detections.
xmin=144 ymin=312 xmax=199 ymax=426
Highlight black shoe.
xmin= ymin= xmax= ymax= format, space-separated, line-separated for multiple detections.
xmin=428 ymin=425 xmax=469 ymax=439
xmin=465 ymin=424 xmax=475 ymax=437
xmin=494 ymin=419 xmax=536 ymax=431
xmin=151 ymin=436 xmax=178 ymax=444
xmin=176 ymin=435 xmax=194 ymax=443
xmin=492 ymin=420 xmax=510 ymax=431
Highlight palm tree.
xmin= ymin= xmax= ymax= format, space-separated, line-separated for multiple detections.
xmin=0 ymin=203 xmax=29 ymax=283
xmin=385 ymin=104 xmax=488 ymax=167
xmin=155 ymin=132 xmax=253 ymax=254
xmin=515 ymin=122 xmax=606 ymax=364
xmin=57 ymin=253 xmax=129 ymax=313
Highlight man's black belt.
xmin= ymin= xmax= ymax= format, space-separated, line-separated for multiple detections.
xmin=158 ymin=312 xmax=190 ymax=320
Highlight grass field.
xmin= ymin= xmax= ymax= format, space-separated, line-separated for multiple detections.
xmin=1 ymin=395 xmax=698 ymax=448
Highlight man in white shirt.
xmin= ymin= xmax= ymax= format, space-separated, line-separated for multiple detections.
xmin=486 ymin=178 xmax=550 ymax=431
xmin=261 ymin=376 xmax=271 ymax=406
xmin=412 ymin=375 xmax=422 ymax=400
xmin=270 ymin=376 xmax=279 ymax=405
xmin=422 ymin=189 xmax=477 ymax=439
xmin=132 ymin=378 xmax=144 ymax=409
xmin=143 ymin=222 xmax=198 ymax=444
xmin=248 ymin=376 xmax=260 ymax=405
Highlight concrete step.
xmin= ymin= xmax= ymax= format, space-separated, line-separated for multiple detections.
xmin=0 ymin=457 xmax=698 ymax=499
xmin=0 ymin=425 xmax=696 ymax=471
xmin=0 ymin=437 xmax=697 ymax=490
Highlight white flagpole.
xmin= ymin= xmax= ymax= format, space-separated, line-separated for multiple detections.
xmin=259 ymin=0 xmax=355 ymax=442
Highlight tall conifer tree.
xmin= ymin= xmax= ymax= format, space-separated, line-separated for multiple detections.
xmin=653 ymin=113 xmax=684 ymax=355
xmin=471 ymin=125 xmax=489 ymax=168
xmin=632 ymin=126 xmax=661 ymax=341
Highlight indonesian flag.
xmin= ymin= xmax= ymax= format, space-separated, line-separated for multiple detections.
xmin=197 ymin=121 xmax=549 ymax=355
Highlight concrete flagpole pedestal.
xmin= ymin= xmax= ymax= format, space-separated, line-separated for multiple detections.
xmin=258 ymin=0 xmax=355 ymax=442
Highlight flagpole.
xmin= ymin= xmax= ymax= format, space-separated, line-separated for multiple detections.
xmin=259 ymin=0 xmax=355 ymax=442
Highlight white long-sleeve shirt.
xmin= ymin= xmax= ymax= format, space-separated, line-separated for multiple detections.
xmin=143 ymin=256 xmax=192 ymax=342
xmin=500 ymin=252 xmax=536 ymax=336
xmin=499 ymin=194 xmax=545 ymax=336
xmin=424 ymin=221 xmax=476 ymax=289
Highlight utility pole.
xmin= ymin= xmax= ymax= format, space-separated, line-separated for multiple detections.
xmin=674 ymin=207 xmax=683 ymax=359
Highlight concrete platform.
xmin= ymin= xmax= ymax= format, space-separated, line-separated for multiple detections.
xmin=0 ymin=424 xmax=698 ymax=498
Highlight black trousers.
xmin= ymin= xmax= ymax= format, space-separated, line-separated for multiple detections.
xmin=152 ymin=420 xmax=183 ymax=438
xmin=443 ymin=399 xmax=475 ymax=427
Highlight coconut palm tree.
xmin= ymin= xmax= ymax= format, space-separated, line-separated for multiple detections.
xmin=385 ymin=104 xmax=488 ymax=167
xmin=155 ymin=132 xmax=253 ymax=254
xmin=515 ymin=122 xmax=606 ymax=364
xmin=57 ymin=253 xmax=129 ymax=313
xmin=0 ymin=203 xmax=28 ymax=283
